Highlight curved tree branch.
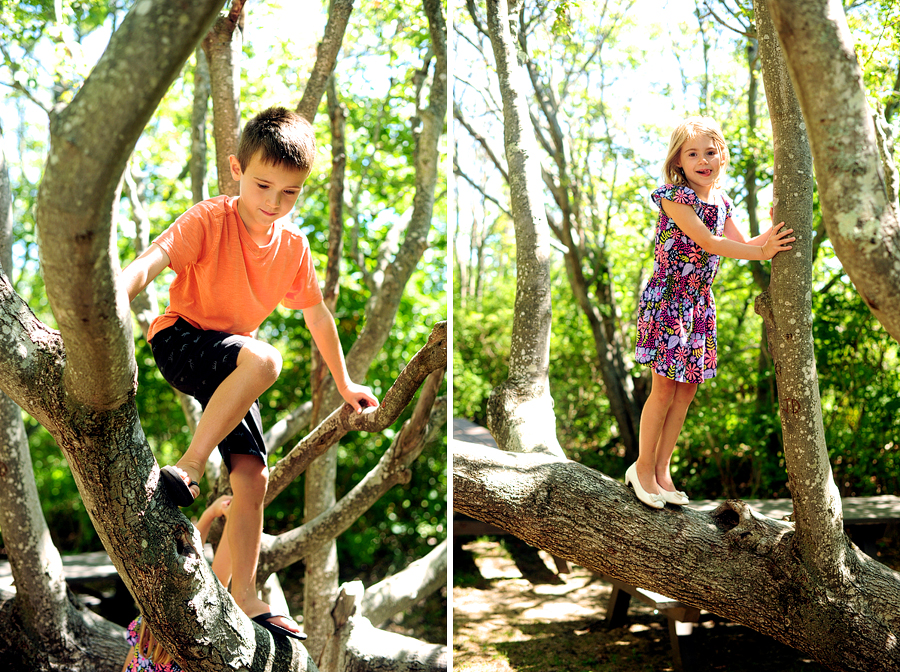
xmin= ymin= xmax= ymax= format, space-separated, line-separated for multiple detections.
xmin=35 ymin=0 xmax=223 ymax=411
xmin=265 ymin=321 xmax=447 ymax=507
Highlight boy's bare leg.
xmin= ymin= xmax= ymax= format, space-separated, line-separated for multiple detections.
xmin=170 ymin=340 xmax=282 ymax=494
xmin=227 ymin=454 xmax=301 ymax=634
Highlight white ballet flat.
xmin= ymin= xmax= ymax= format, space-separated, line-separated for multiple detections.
xmin=658 ymin=487 xmax=689 ymax=506
xmin=625 ymin=463 xmax=665 ymax=509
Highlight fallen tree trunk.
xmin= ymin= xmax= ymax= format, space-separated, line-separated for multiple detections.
xmin=453 ymin=444 xmax=900 ymax=672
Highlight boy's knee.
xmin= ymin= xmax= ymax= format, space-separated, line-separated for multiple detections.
xmin=241 ymin=341 xmax=283 ymax=386
xmin=230 ymin=457 xmax=268 ymax=496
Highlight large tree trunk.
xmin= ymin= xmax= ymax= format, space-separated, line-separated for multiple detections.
xmin=303 ymin=76 xmax=350 ymax=659
xmin=2 ymin=3 xmax=322 ymax=670
xmin=0 ymin=124 xmax=128 ymax=672
xmin=482 ymin=0 xmax=563 ymax=457
xmin=453 ymin=445 xmax=900 ymax=671
xmin=764 ymin=0 xmax=900 ymax=343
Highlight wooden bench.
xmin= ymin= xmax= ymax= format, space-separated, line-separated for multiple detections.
xmin=601 ymin=574 xmax=700 ymax=671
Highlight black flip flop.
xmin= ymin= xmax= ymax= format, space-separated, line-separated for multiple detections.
xmin=251 ymin=612 xmax=307 ymax=640
xmin=159 ymin=465 xmax=199 ymax=507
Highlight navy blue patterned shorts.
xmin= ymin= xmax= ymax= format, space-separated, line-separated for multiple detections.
xmin=150 ymin=318 xmax=266 ymax=472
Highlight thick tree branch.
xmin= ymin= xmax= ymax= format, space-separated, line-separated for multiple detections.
xmin=454 ymin=445 xmax=900 ymax=672
xmin=34 ymin=0 xmax=223 ymax=411
xmin=0 ymin=123 xmax=126 ymax=670
xmin=259 ymin=392 xmax=445 ymax=578
xmin=360 ymin=539 xmax=447 ymax=627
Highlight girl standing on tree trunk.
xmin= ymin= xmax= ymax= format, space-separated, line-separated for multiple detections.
xmin=629 ymin=116 xmax=794 ymax=509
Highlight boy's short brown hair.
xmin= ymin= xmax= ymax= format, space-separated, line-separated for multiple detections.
xmin=237 ymin=107 xmax=316 ymax=172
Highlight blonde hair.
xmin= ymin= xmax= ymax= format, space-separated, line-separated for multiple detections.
xmin=662 ymin=116 xmax=730 ymax=188
xmin=121 ymin=618 xmax=178 ymax=672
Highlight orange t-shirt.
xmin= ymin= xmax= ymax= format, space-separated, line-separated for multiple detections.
xmin=147 ymin=195 xmax=323 ymax=341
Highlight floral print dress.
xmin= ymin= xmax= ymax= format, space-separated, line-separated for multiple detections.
xmin=635 ymin=184 xmax=732 ymax=384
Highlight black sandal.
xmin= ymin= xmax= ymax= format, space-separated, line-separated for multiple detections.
xmin=159 ymin=465 xmax=199 ymax=507
xmin=251 ymin=612 xmax=307 ymax=640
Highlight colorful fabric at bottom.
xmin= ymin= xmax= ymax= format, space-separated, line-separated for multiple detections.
xmin=122 ymin=617 xmax=183 ymax=672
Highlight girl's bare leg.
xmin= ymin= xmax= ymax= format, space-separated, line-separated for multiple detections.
xmin=170 ymin=340 xmax=282 ymax=495
xmin=212 ymin=518 xmax=233 ymax=588
xmin=635 ymin=372 xmax=677 ymax=495
xmin=653 ymin=381 xmax=698 ymax=491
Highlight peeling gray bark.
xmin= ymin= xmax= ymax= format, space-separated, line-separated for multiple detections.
xmin=765 ymin=0 xmax=900 ymax=343
xmin=482 ymin=0 xmax=562 ymax=457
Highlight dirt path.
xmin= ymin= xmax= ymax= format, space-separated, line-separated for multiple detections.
xmin=453 ymin=540 xmax=825 ymax=672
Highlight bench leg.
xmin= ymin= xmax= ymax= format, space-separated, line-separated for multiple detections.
xmin=604 ymin=584 xmax=632 ymax=629
xmin=667 ymin=617 xmax=692 ymax=672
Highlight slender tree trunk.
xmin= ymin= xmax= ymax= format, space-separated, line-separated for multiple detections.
xmin=483 ymin=0 xmax=563 ymax=457
xmin=753 ymin=0 xmax=846 ymax=573
xmin=296 ymin=0 xmax=355 ymax=122
xmin=191 ymin=46 xmax=212 ymax=205
xmin=304 ymin=77 xmax=348 ymax=658
xmin=202 ymin=1 xmax=244 ymax=198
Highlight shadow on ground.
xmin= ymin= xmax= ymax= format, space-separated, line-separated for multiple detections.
xmin=453 ymin=539 xmax=828 ymax=672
